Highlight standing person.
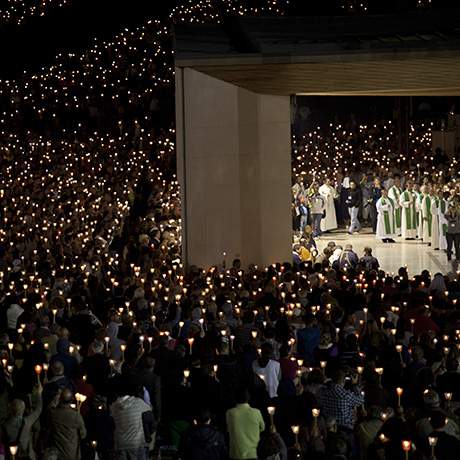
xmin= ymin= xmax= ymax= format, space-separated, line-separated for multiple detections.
xmin=319 ymin=178 xmax=338 ymax=232
xmin=226 ymin=387 xmax=265 ymax=460
xmin=369 ymin=177 xmax=382 ymax=233
xmin=361 ymin=173 xmax=374 ymax=227
xmin=318 ymin=368 xmax=364 ymax=444
xmin=309 ymin=184 xmax=325 ymax=238
xmin=376 ymin=188 xmax=396 ymax=243
xmin=431 ymin=188 xmax=441 ymax=250
xmin=414 ymin=183 xmax=424 ymax=239
xmin=388 ymin=175 xmax=403 ymax=236
xmin=110 ymin=381 xmax=154 ymax=460
xmin=252 ymin=343 xmax=281 ymax=400
xmin=297 ymin=198 xmax=309 ymax=233
xmin=439 ymin=191 xmax=449 ymax=252
xmin=399 ymin=181 xmax=417 ymax=240
xmin=2 ymin=384 xmax=42 ymax=460
xmin=421 ymin=185 xmax=433 ymax=246
xmin=346 ymin=180 xmax=362 ymax=235
xmin=180 ymin=409 xmax=227 ymax=460
xmin=47 ymin=389 xmax=87 ymax=460
xmin=445 ymin=202 xmax=460 ymax=262
xmin=339 ymin=172 xmax=351 ymax=227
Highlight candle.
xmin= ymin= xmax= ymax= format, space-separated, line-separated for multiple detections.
xmin=396 ymin=344 xmax=403 ymax=363
xmin=9 ymin=445 xmax=17 ymax=460
xmin=187 ymin=338 xmax=194 ymax=355
xmin=120 ymin=344 xmax=126 ymax=361
xmin=291 ymin=425 xmax=300 ymax=448
xmin=267 ymin=406 xmax=276 ymax=432
xmin=396 ymin=387 xmax=403 ymax=407
xmin=178 ymin=321 xmax=184 ymax=337
xmin=428 ymin=436 xmax=437 ymax=458
xmin=401 ymin=440 xmax=411 ymax=460
xmin=312 ymin=408 xmax=320 ymax=429
xmin=375 ymin=367 xmax=383 ymax=384
xmin=183 ymin=369 xmax=190 ymax=384
xmin=34 ymin=364 xmax=42 ymax=383
xmin=75 ymin=392 xmax=87 ymax=411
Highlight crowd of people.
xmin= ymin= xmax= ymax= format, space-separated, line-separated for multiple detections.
xmin=0 ymin=1 xmax=459 ymax=460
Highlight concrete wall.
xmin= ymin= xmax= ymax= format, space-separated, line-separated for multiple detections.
xmin=176 ymin=67 xmax=292 ymax=269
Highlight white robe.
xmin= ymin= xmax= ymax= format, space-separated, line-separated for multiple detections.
xmin=430 ymin=198 xmax=440 ymax=249
xmin=438 ymin=199 xmax=448 ymax=251
xmin=376 ymin=197 xmax=396 ymax=239
xmin=319 ymin=184 xmax=338 ymax=232
xmin=421 ymin=195 xmax=433 ymax=244
xmin=388 ymin=185 xmax=402 ymax=233
xmin=399 ymin=190 xmax=417 ymax=239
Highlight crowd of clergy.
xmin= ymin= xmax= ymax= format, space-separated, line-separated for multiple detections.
xmin=293 ymin=172 xmax=460 ymax=261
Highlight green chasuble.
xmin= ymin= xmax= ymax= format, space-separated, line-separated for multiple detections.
xmin=425 ymin=196 xmax=432 ymax=237
xmin=390 ymin=186 xmax=402 ymax=228
xmin=381 ymin=197 xmax=395 ymax=234
xmin=403 ymin=191 xmax=417 ymax=230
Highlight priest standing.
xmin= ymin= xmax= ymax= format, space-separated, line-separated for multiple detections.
xmin=319 ymin=178 xmax=338 ymax=232
xmin=376 ymin=188 xmax=396 ymax=243
xmin=421 ymin=185 xmax=433 ymax=246
xmin=388 ymin=175 xmax=403 ymax=235
xmin=438 ymin=191 xmax=449 ymax=251
xmin=399 ymin=181 xmax=417 ymax=240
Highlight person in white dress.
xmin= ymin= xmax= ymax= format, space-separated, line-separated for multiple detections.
xmin=319 ymin=178 xmax=338 ymax=232
xmin=388 ymin=175 xmax=403 ymax=235
xmin=399 ymin=181 xmax=417 ymax=240
xmin=421 ymin=185 xmax=433 ymax=245
xmin=376 ymin=189 xmax=396 ymax=243
xmin=438 ymin=192 xmax=449 ymax=251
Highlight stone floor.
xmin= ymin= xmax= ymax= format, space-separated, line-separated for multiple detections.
xmin=314 ymin=228 xmax=454 ymax=276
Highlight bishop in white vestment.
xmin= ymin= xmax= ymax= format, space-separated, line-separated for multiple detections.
xmin=319 ymin=179 xmax=338 ymax=232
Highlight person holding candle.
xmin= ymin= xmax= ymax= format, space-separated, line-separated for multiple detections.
xmin=1 ymin=382 xmax=42 ymax=460
xmin=110 ymin=380 xmax=154 ymax=460
xmin=415 ymin=390 xmax=460 ymax=441
xmin=317 ymin=367 xmax=364 ymax=444
xmin=47 ymin=388 xmax=87 ymax=460
xmin=426 ymin=410 xmax=460 ymax=460
xmin=252 ymin=343 xmax=281 ymax=400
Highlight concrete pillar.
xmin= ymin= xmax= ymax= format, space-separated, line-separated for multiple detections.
xmin=175 ymin=67 xmax=292 ymax=269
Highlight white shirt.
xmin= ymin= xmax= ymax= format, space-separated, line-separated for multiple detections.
xmin=252 ymin=359 xmax=281 ymax=398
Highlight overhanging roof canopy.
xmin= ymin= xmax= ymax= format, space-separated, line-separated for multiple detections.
xmin=174 ymin=9 xmax=460 ymax=96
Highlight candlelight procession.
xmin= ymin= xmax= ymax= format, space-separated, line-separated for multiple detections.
xmin=0 ymin=1 xmax=459 ymax=460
